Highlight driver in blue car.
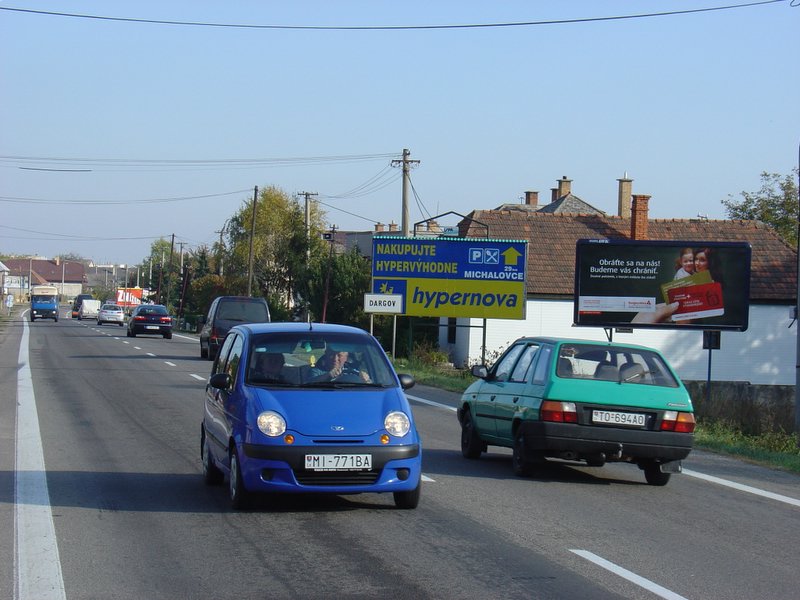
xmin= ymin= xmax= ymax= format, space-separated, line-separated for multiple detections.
xmin=309 ymin=347 xmax=372 ymax=383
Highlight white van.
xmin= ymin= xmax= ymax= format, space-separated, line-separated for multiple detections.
xmin=78 ymin=299 xmax=101 ymax=320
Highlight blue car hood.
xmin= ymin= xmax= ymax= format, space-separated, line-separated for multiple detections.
xmin=255 ymin=387 xmax=409 ymax=437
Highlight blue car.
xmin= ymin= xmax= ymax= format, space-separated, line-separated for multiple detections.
xmin=201 ymin=322 xmax=422 ymax=509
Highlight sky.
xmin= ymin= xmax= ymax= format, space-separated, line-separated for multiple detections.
xmin=1 ymin=0 xmax=798 ymax=267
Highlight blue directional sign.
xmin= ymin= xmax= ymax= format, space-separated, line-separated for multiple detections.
xmin=371 ymin=237 xmax=527 ymax=319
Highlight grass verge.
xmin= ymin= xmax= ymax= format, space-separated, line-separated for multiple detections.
xmin=397 ymin=359 xmax=800 ymax=475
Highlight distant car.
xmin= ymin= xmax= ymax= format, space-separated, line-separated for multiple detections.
xmin=199 ymin=296 xmax=271 ymax=361
xmin=458 ymin=337 xmax=695 ymax=486
xmin=71 ymin=293 xmax=94 ymax=318
xmin=201 ymin=322 xmax=421 ymax=509
xmin=97 ymin=303 xmax=125 ymax=327
xmin=126 ymin=304 xmax=172 ymax=339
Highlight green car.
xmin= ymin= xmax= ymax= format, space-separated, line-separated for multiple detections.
xmin=458 ymin=337 xmax=695 ymax=486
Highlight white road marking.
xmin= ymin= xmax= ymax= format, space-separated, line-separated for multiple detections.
xmin=407 ymin=395 xmax=799 ymax=507
xmin=164 ymin=361 xmax=176 ymax=367
xmin=15 ymin=319 xmax=67 ymax=599
xmin=146 ymin=353 xmax=156 ymax=357
xmin=684 ymin=468 xmax=800 ymax=508
xmin=134 ymin=346 xmax=142 ymax=350
xmin=190 ymin=374 xmax=205 ymax=381
xmin=406 ymin=394 xmax=457 ymax=411
xmin=570 ymin=550 xmax=688 ymax=600
xmin=422 ymin=475 xmax=435 ymax=482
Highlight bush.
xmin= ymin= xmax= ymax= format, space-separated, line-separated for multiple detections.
xmin=410 ymin=340 xmax=450 ymax=366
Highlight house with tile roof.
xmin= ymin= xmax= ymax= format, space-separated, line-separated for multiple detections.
xmin=439 ymin=177 xmax=797 ymax=387
xmin=2 ymin=258 xmax=87 ymax=302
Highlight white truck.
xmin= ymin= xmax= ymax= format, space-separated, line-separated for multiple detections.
xmin=78 ymin=299 xmax=101 ymax=320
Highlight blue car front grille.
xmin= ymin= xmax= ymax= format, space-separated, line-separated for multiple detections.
xmin=293 ymin=470 xmax=380 ymax=486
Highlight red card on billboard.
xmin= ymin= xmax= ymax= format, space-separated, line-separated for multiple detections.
xmin=667 ymin=282 xmax=724 ymax=321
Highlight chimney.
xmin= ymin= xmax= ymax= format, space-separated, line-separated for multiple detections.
xmin=374 ymin=222 xmax=385 ymax=232
xmin=427 ymin=219 xmax=441 ymax=233
xmin=617 ymin=174 xmax=633 ymax=218
xmin=54 ymin=256 xmax=60 ymax=266
xmin=388 ymin=221 xmax=398 ymax=232
xmin=630 ymin=194 xmax=650 ymax=240
xmin=551 ymin=188 xmax=558 ymax=203
xmin=557 ymin=176 xmax=572 ymax=198
xmin=524 ymin=191 xmax=539 ymax=207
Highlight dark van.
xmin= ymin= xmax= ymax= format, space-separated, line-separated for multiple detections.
xmin=199 ymin=296 xmax=270 ymax=360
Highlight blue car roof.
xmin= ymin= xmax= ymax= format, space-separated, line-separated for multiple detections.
xmin=235 ymin=322 xmax=370 ymax=336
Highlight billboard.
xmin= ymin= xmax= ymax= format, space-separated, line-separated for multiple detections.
xmin=116 ymin=287 xmax=143 ymax=308
xmin=573 ymin=239 xmax=751 ymax=331
xmin=372 ymin=236 xmax=528 ymax=319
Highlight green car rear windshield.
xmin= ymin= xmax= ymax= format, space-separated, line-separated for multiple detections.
xmin=556 ymin=343 xmax=679 ymax=387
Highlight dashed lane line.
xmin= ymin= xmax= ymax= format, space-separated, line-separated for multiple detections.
xmin=570 ymin=550 xmax=688 ymax=600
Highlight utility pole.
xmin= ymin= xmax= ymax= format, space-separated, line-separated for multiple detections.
xmin=391 ymin=148 xmax=420 ymax=236
xmin=165 ymin=234 xmax=175 ymax=307
xmin=247 ymin=186 xmax=258 ymax=296
xmin=297 ymin=191 xmax=318 ymax=263
xmin=177 ymin=242 xmax=186 ymax=272
xmin=321 ymin=225 xmax=336 ymax=323
xmin=215 ymin=220 xmax=229 ymax=277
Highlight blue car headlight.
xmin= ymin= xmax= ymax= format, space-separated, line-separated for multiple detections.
xmin=384 ymin=411 xmax=411 ymax=437
xmin=257 ymin=411 xmax=286 ymax=437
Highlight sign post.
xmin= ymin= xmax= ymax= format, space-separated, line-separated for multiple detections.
xmin=364 ymin=293 xmax=404 ymax=358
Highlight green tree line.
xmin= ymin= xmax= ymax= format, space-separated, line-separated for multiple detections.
xmin=126 ymin=186 xmax=375 ymax=330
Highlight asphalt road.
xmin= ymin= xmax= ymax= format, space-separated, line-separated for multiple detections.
xmin=1 ymin=308 xmax=799 ymax=599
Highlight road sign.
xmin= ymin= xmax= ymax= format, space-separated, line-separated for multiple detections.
xmin=364 ymin=293 xmax=404 ymax=314
xmin=371 ymin=236 xmax=527 ymax=319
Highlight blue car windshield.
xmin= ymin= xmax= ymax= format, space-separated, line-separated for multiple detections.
xmin=247 ymin=331 xmax=396 ymax=387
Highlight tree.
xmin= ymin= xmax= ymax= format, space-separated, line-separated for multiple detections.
xmin=225 ymin=186 xmax=326 ymax=316
xmin=722 ymin=168 xmax=799 ymax=247
xmin=137 ymin=238 xmax=178 ymax=307
xmin=304 ymin=246 xmax=372 ymax=326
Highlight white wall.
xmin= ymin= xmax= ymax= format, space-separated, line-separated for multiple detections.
xmin=439 ymin=300 xmax=797 ymax=385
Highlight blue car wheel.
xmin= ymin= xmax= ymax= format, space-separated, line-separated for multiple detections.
xmin=393 ymin=477 xmax=421 ymax=509
xmin=202 ymin=431 xmax=223 ymax=486
xmin=229 ymin=449 xmax=250 ymax=510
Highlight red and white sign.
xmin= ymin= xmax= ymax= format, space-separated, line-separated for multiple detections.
xmin=116 ymin=287 xmax=143 ymax=308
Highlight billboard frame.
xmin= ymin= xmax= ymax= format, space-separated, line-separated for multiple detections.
xmin=573 ymin=239 xmax=751 ymax=332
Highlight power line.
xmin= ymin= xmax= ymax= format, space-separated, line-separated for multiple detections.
xmin=0 ymin=153 xmax=397 ymax=169
xmin=0 ymin=189 xmax=252 ymax=206
xmin=316 ymin=200 xmax=380 ymax=226
xmin=321 ymin=165 xmax=401 ymax=200
xmin=0 ymin=1 xmax=788 ymax=30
